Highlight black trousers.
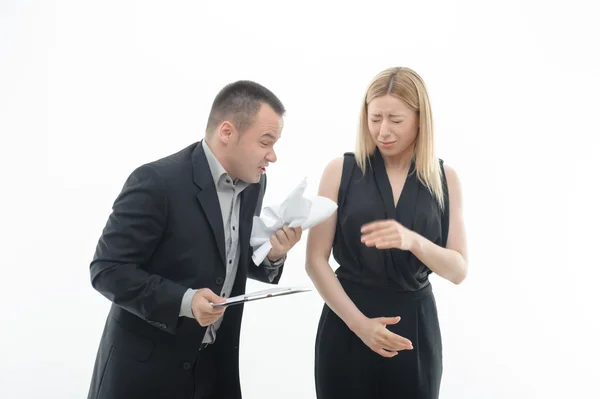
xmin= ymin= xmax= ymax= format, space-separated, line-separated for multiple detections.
xmin=315 ymin=281 xmax=443 ymax=399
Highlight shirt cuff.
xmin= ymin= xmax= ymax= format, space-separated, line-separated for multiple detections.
xmin=179 ymin=288 xmax=197 ymax=319
xmin=263 ymin=254 xmax=286 ymax=269
xmin=263 ymin=255 xmax=285 ymax=283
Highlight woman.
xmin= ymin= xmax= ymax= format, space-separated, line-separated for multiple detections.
xmin=305 ymin=67 xmax=468 ymax=398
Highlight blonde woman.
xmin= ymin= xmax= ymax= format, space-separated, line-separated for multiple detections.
xmin=306 ymin=67 xmax=468 ymax=398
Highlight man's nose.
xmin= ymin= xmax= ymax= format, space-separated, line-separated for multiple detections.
xmin=266 ymin=150 xmax=277 ymax=163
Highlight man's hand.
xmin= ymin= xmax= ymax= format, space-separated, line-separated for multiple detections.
xmin=191 ymin=288 xmax=227 ymax=327
xmin=267 ymin=225 xmax=302 ymax=262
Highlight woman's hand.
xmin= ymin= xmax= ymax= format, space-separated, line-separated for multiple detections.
xmin=351 ymin=316 xmax=413 ymax=358
xmin=360 ymin=220 xmax=416 ymax=251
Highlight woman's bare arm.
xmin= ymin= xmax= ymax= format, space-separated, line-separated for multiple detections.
xmin=305 ymin=157 xmax=367 ymax=331
xmin=409 ymin=164 xmax=468 ymax=284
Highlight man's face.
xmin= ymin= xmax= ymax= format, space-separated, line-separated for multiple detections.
xmin=224 ymin=103 xmax=282 ymax=184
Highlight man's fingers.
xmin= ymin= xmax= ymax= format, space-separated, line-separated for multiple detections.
xmin=275 ymin=229 xmax=288 ymax=243
xmin=270 ymin=226 xmax=302 ymax=255
xmin=283 ymin=226 xmax=302 ymax=241
xmin=282 ymin=226 xmax=294 ymax=240
xmin=199 ymin=314 xmax=222 ymax=327
xmin=270 ymin=235 xmax=284 ymax=251
xmin=191 ymin=289 xmax=228 ymax=327
xmin=198 ymin=307 xmax=224 ymax=321
xmin=293 ymin=226 xmax=302 ymax=238
xmin=210 ymin=306 xmax=226 ymax=315
xmin=197 ymin=302 xmax=224 ymax=317
xmin=200 ymin=289 xmax=226 ymax=304
xmin=200 ymin=308 xmax=225 ymax=323
xmin=194 ymin=289 xmax=226 ymax=317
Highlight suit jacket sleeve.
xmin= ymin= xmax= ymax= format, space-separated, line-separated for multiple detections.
xmin=89 ymin=164 xmax=188 ymax=334
xmin=247 ymin=174 xmax=285 ymax=284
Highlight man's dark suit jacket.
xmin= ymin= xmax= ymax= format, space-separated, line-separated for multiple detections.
xmin=87 ymin=142 xmax=283 ymax=399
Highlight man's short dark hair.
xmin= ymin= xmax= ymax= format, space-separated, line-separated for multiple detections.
xmin=205 ymin=80 xmax=286 ymax=135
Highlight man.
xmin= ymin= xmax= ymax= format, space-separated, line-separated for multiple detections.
xmin=87 ymin=80 xmax=302 ymax=399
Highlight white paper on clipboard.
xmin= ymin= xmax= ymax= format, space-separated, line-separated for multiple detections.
xmin=210 ymin=286 xmax=312 ymax=307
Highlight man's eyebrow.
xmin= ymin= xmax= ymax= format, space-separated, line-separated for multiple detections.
xmin=261 ymin=133 xmax=277 ymax=140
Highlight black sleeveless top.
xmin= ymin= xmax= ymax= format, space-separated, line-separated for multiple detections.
xmin=332 ymin=148 xmax=449 ymax=292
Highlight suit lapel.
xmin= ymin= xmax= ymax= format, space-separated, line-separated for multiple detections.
xmin=192 ymin=144 xmax=226 ymax=267
xmin=238 ymin=183 xmax=259 ymax=270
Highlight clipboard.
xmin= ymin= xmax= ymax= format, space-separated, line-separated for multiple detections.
xmin=210 ymin=286 xmax=312 ymax=307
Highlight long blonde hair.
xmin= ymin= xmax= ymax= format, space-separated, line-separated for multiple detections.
xmin=355 ymin=67 xmax=445 ymax=210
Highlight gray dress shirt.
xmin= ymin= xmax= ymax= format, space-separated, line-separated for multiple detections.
xmin=179 ymin=139 xmax=284 ymax=345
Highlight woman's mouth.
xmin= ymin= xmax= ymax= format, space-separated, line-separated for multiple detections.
xmin=379 ymin=141 xmax=396 ymax=148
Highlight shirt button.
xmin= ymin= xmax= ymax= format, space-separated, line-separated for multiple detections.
xmin=226 ymin=179 xmax=231 ymax=183
xmin=232 ymin=226 xmax=235 ymax=231
xmin=216 ymin=277 xmax=224 ymax=285
xmin=183 ymin=362 xmax=191 ymax=370
xmin=228 ymin=260 xmax=232 ymax=264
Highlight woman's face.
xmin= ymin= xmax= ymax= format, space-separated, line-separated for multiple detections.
xmin=367 ymin=95 xmax=419 ymax=157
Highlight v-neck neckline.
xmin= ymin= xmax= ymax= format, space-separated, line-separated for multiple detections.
xmin=372 ymin=148 xmax=419 ymax=230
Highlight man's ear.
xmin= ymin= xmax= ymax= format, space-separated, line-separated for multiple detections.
xmin=218 ymin=121 xmax=236 ymax=144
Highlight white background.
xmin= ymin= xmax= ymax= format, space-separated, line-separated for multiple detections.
xmin=1 ymin=1 xmax=599 ymax=398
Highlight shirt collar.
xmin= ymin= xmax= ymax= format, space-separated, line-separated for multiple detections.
xmin=201 ymin=139 xmax=248 ymax=190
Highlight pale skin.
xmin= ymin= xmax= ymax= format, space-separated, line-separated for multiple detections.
xmin=190 ymin=103 xmax=302 ymax=327
xmin=306 ymin=94 xmax=468 ymax=357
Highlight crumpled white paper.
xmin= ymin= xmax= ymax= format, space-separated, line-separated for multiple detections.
xmin=250 ymin=177 xmax=338 ymax=265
